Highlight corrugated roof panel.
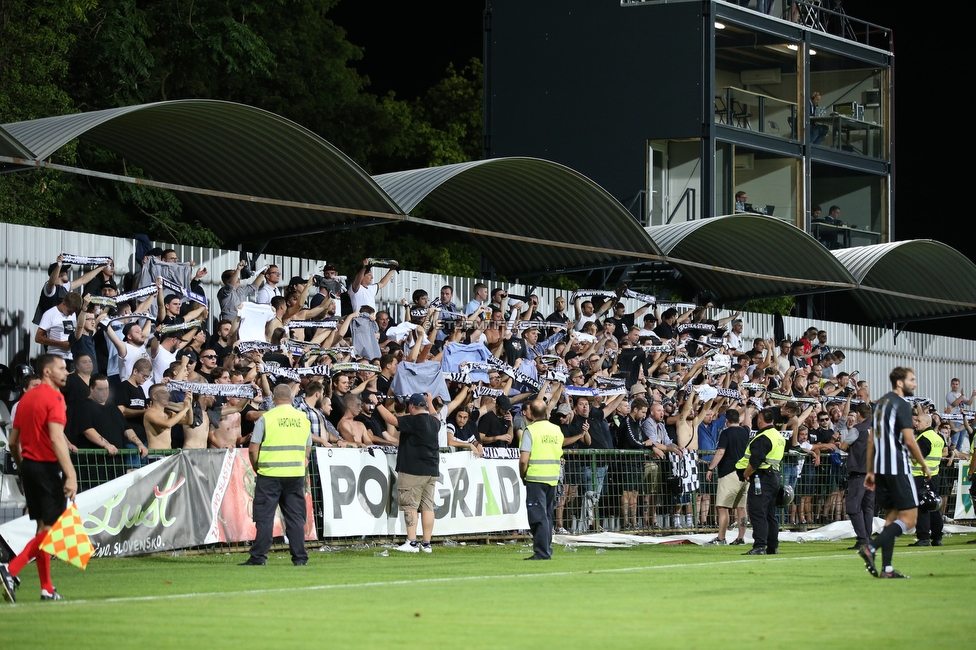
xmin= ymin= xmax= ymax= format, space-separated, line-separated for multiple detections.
xmin=0 ymin=125 xmax=32 ymax=160
xmin=834 ymin=241 xmax=976 ymax=323
xmin=1 ymin=100 xmax=403 ymax=244
xmin=374 ymin=158 xmax=663 ymax=276
xmin=647 ymin=215 xmax=856 ymax=301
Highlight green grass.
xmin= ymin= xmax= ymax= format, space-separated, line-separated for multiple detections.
xmin=2 ymin=537 xmax=974 ymax=649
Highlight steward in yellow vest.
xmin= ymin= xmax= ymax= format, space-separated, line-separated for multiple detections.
xmin=908 ymin=414 xmax=947 ymax=547
xmin=911 ymin=428 xmax=945 ymax=477
xmin=242 ymin=385 xmax=312 ymax=567
xmin=736 ymin=408 xmax=785 ymax=556
xmin=519 ymin=399 xmax=564 ymax=560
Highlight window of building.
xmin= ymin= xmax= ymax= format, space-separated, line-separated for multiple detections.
xmin=714 ymin=24 xmax=800 ymax=142
xmin=810 ymin=163 xmax=885 ymax=247
xmin=727 ymin=143 xmax=800 ymax=226
xmin=808 ymin=50 xmax=886 ymax=159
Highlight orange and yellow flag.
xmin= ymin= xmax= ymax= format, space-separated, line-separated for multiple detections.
xmin=40 ymin=502 xmax=94 ymax=570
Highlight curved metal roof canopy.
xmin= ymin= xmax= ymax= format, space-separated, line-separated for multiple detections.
xmin=833 ymin=241 xmax=976 ymax=324
xmin=1 ymin=100 xmax=403 ymax=243
xmin=373 ymin=158 xmax=663 ymax=277
xmin=647 ymin=215 xmax=857 ymax=300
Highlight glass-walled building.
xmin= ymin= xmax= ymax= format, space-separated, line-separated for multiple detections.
xmin=485 ymin=0 xmax=894 ymax=246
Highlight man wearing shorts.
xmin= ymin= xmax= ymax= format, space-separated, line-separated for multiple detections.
xmin=2 ymin=354 xmax=78 ymax=603
xmin=858 ymin=367 xmax=932 ymax=579
xmin=377 ymin=393 xmax=441 ymax=553
xmin=705 ymin=408 xmax=749 ymax=545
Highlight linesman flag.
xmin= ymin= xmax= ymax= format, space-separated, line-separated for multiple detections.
xmin=40 ymin=502 xmax=94 ymax=570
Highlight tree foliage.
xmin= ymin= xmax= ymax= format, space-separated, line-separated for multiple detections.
xmin=1 ymin=0 xmax=484 ymax=261
xmin=0 ymin=0 xmax=87 ymax=227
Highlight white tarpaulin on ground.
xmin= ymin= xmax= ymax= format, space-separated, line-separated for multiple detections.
xmin=554 ymin=519 xmax=976 ymax=548
xmin=316 ymin=448 xmax=528 ymax=537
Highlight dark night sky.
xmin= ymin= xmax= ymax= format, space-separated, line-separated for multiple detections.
xmin=329 ymin=1 xmax=966 ymax=263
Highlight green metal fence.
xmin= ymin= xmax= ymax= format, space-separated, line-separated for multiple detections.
xmin=2 ymin=448 xmax=968 ymax=548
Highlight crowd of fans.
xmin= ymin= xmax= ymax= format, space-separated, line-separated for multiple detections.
xmin=5 ymin=248 xmax=973 ymax=534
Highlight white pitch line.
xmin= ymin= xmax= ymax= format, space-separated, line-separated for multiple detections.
xmin=1 ymin=547 xmax=972 ymax=611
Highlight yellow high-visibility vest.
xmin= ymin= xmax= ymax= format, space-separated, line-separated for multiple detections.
xmin=257 ymin=405 xmax=310 ymax=477
xmin=523 ymin=420 xmax=564 ymax=486
xmin=735 ymin=427 xmax=786 ymax=471
xmin=911 ymin=428 xmax=945 ymax=477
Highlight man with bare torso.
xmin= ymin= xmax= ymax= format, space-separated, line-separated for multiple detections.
xmin=178 ymin=393 xmax=214 ymax=449
xmin=144 ymin=384 xmax=193 ymax=450
xmin=337 ymin=392 xmax=372 ymax=447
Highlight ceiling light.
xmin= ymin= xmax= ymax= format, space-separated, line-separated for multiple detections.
xmin=715 ymin=22 xmax=726 ymax=29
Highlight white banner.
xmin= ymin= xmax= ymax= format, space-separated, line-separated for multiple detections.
xmin=954 ymin=461 xmax=973 ymax=520
xmin=316 ymin=448 xmax=528 ymax=537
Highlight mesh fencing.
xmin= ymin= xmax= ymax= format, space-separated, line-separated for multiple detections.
xmin=1 ymin=448 xmax=969 ymax=546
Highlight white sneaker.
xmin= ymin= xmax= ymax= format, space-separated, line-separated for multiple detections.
xmin=685 ymin=514 xmax=694 ymax=528
xmin=672 ymin=515 xmax=682 ymax=529
xmin=419 ymin=542 xmax=433 ymax=554
xmin=395 ymin=541 xmax=420 ymax=553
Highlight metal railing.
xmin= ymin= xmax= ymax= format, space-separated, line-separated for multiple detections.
xmin=666 ymin=188 xmax=696 ymax=224
xmin=789 ymin=0 xmax=892 ymax=51
xmin=715 ymin=87 xmax=798 ymax=141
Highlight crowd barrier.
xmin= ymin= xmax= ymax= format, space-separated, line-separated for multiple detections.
xmin=0 ymin=448 xmax=970 ymax=557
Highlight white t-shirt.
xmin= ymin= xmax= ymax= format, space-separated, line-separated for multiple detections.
xmin=349 ymin=282 xmax=379 ymax=313
xmin=574 ymin=313 xmax=598 ymax=332
xmin=119 ymin=341 xmax=150 ymax=389
xmin=152 ymin=343 xmax=177 ymax=384
xmin=725 ymin=331 xmax=743 ymax=351
xmin=946 ymin=391 xmax=963 ymax=414
xmin=37 ymin=305 xmax=76 ymax=359
xmin=775 ymin=357 xmax=790 ymax=376
xmin=437 ymin=405 xmax=449 ymax=449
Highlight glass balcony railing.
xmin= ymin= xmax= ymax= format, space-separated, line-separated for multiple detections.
xmin=714 ymin=87 xmax=798 ymax=141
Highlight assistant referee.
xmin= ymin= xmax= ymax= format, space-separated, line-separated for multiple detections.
xmin=2 ymin=354 xmax=78 ymax=603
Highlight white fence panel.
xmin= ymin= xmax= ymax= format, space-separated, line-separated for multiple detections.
xmin=2 ymin=223 xmax=975 ymax=406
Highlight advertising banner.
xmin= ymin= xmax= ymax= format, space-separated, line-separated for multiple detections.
xmin=317 ymin=448 xmax=528 ymax=537
xmin=954 ymin=461 xmax=973 ymax=520
xmin=0 ymin=450 xmax=316 ymax=557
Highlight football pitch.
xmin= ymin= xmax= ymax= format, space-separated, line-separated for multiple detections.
xmin=1 ymin=537 xmax=973 ymax=649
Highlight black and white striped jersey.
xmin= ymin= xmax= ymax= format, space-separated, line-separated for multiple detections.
xmin=872 ymin=391 xmax=914 ymax=475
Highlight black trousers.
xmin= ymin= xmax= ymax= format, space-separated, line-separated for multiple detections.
xmin=913 ymin=475 xmax=943 ymax=542
xmin=250 ymin=474 xmax=308 ymax=563
xmin=747 ymin=470 xmax=780 ymax=552
xmin=525 ymin=481 xmax=556 ymax=559
xmin=845 ymin=473 xmax=875 ymax=546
